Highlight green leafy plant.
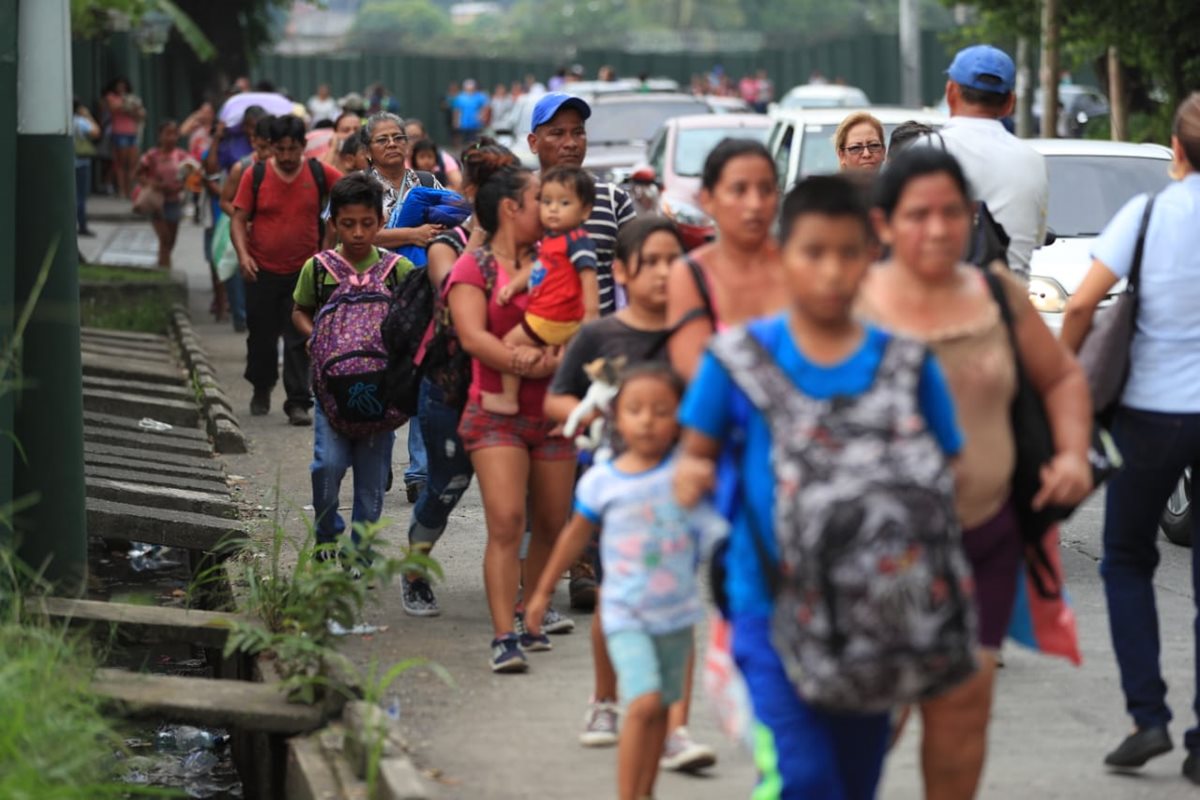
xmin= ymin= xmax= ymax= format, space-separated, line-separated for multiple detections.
xmin=218 ymin=497 xmax=441 ymax=704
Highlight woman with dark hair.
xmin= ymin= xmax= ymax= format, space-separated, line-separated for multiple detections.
xmin=1061 ymin=93 xmax=1200 ymax=779
xmin=447 ymin=165 xmax=578 ymax=672
xmin=401 ymin=141 xmax=518 ymax=618
xmin=667 ymin=138 xmax=788 ymax=380
xmin=103 ymin=77 xmax=145 ymax=199
xmin=859 ymin=146 xmax=1092 ymax=799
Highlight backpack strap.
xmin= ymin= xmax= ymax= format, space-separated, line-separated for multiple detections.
xmin=249 ymin=160 xmax=267 ymax=219
xmin=1127 ymin=194 xmax=1156 ymax=292
xmin=709 ymin=325 xmax=803 ymax=417
xmin=308 ymin=158 xmax=329 ymax=244
xmin=473 ymin=246 xmax=499 ymax=297
xmin=415 ymin=170 xmax=438 ymax=188
xmin=674 ymin=254 xmax=716 ymax=331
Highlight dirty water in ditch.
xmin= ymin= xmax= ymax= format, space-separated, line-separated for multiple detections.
xmin=90 ymin=539 xmax=245 ymax=799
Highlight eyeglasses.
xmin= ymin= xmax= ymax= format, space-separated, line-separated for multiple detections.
xmin=842 ymin=142 xmax=885 ymax=157
xmin=371 ymin=134 xmax=408 ymax=146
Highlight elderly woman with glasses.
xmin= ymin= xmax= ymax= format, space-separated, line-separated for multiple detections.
xmin=835 ymin=111 xmax=886 ymax=172
xmin=362 ymin=111 xmax=445 ymax=250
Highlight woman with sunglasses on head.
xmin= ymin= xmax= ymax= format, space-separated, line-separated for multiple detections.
xmin=361 ymin=112 xmax=445 ymax=251
xmin=835 ymin=112 xmax=886 ymax=172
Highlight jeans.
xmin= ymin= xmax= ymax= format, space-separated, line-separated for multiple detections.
xmin=404 ymin=418 xmax=428 ymax=486
xmin=311 ymin=404 xmax=396 ymax=545
xmin=408 ymin=378 xmax=474 ymax=549
xmin=75 ymin=161 xmax=91 ymax=232
xmin=732 ymin=613 xmax=890 ymax=799
xmin=225 ymin=270 xmax=246 ymax=327
xmin=243 ymin=269 xmax=310 ymax=411
xmin=1101 ymin=406 xmax=1200 ymax=749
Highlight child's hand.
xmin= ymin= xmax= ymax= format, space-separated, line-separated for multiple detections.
xmin=674 ymin=454 xmax=716 ymax=509
xmin=524 ymin=593 xmax=549 ymax=636
xmin=497 ymin=285 xmax=514 ymax=305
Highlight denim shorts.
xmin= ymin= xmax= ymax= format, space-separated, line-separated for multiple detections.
xmin=111 ymin=133 xmax=138 ymax=149
xmin=605 ymin=626 xmax=693 ymax=706
xmin=158 ymin=200 xmax=183 ymax=223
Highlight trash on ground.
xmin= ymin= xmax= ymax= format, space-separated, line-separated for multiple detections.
xmin=327 ymin=620 xmax=388 ymax=636
xmin=138 ymin=417 xmax=174 ymax=432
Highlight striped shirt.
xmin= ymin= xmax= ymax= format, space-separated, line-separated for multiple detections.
xmin=586 ymin=182 xmax=637 ymax=315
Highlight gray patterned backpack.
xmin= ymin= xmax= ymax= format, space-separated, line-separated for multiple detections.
xmin=711 ymin=325 xmax=977 ymax=713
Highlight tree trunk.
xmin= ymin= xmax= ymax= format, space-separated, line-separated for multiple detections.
xmin=1107 ymin=46 xmax=1128 ymax=141
xmin=1016 ymin=36 xmax=1034 ymax=138
xmin=1039 ymin=0 xmax=1060 ymax=138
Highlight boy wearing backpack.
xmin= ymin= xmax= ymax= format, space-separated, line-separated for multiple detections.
xmin=292 ymin=173 xmax=413 ymax=551
xmin=675 ymin=176 xmax=975 ymax=799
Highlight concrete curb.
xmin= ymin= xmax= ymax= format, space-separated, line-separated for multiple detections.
xmin=170 ymin=304 xmax=249 ymax=455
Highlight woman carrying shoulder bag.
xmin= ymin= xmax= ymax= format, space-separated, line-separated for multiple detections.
xmin=1061 ymin=93 xmax=1200 ymax=779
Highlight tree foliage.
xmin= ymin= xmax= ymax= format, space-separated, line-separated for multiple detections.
xmin=347 ymin=0 xmax=453 ymax=50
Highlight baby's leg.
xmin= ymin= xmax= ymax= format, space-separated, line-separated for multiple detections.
xmin=481 ymin=324 xmax=540 ymax=415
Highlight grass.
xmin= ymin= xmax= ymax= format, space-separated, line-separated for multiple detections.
xmin=79 ymin=264 xmax=173 ymax=284
xmin=80 ymin=294 xmax=173 ymax=335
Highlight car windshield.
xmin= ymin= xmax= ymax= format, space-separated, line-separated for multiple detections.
xmin=589 ymin=99 xmax=711 ymax=144
xmin=674 ymin=126 xmax=769 ymax=177
xmin=1045 ymin=155 xmax=1171 ymax=237
xmin=796 ymin=122 xmax=913 ymax=177
xmin=781 ymin=89 xmax=869 ymax=110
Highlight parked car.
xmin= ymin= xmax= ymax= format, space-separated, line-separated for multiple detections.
xmin=777 ymin=84 xmax=870 ymax=111
xmin=644 ymin=113 xmax=772 ymax=249
xmin=766 ymin=106 xmax=947 ymax=188
xmin=1025 ymin=139 xmax=1172 ymax=335
xmin=1033 ymin=85 xmax=1110 ymax=138
xmin=704 ymin=95 xmax=754 ymax=115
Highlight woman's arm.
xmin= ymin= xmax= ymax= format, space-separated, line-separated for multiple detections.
xmin=1060 ymin=259 xmax=1121 ymax=353
xmin=448 ymin=283 xmax=540 ymax=376
xmin=544 ymin=392 xmax=583 ymax=425
xmin=580 ymin=269 xmax=600 ymax=322
xmin=524 ymin=514 xmax=598 ymax=635
xmin=219 ymin=162 xmax=245 ymax=218
xmin=666 ymin=256 xmax=715 ymax=382
xmin=375 ymin=225 xmax=442 ymax=249
xmin=426 ymin=242 xmax=459 ymax=288
xmin=1012 ymin=284 xmax=1094 ymax=509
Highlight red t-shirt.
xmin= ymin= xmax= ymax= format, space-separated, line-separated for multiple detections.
xmin=445 ymin=249 xmax=551 ymax=417
xmin=527 ymin=227 xmax=596 ymax=322
xmin=233 ymin=160 xmax=342 ymax=275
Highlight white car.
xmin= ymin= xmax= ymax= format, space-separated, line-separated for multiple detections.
xmin=766 ymin=106 xmax=947 ymax=188
xmin=1026 ymin=139 xmax=1173 ymax=333
xmin=777 ymin=84 xmax=871 ymax=110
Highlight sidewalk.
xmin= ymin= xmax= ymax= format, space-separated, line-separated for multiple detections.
xmin=98 ymin=197 xmax=1200 ymax=799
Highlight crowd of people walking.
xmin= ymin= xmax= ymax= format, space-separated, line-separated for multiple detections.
xmin=75 ymin=43 xmax=1200 ymax=799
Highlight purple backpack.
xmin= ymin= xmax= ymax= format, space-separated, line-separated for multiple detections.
xmin=309 ymin=249 xmax=408 ymax=438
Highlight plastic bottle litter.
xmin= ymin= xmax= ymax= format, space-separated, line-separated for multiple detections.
xmin=327 ymin=620 xmax=387 ymax=636
xmin=138 ymin=417 xmax=174 ymax=432
xmin=129 ymin=542 xmax=181 ymax=572
xmin=154 ymin=724 xmax=230 ymax=753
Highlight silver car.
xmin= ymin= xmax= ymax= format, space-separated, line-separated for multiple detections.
xmin=1026 ymin=139 xmax=1173 ymax=334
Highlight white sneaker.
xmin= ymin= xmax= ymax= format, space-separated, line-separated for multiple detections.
xmin=660 ymin=726 xmax=717 ymax=772
xmin=579 ymin=700 xmax=619 ymax=747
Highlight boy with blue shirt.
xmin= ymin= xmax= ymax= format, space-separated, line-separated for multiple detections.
xmin=675 ymin=175 xmax=965 ymax=799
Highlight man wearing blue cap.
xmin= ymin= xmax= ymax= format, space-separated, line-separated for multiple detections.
xmin=528 ymin=92 xmax=636 ymax=317
xmin=941 ymin=44 xmax=1048 ymax=278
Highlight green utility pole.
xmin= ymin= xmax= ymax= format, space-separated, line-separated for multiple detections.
xmin=11 ymin=0 xmax=86 ymax=590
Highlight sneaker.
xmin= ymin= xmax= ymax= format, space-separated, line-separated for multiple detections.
xmin=519 ymin=631 xmax=552 ymax=652
xmin=541 ymin=606 xmax=576 ymax=635
xmin=568 ymin=558 xmax=598 ymax=611
xmin=490 ymin=634 xmax=527 ymax=674
xmin=287 ymin=406 xmax=312 ymax=426
xmin=405 ymin=481 xmax=424 ymax=504
xmin=579 ymin=700 xmax=620 ymax=747
xmin=250 ymin=390 xmax=270 ymax=416
xmin=232 ymin=318 xmax=247 ymax=333
xmin=660 ymin=727 xmax=717 ymax=773
xmin=401 ymin=576 xmax=441 ymax=617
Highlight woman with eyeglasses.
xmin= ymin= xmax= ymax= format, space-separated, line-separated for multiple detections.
xmin=835 ymin=112 xmax=886 ymax=172
xmin=362 ymin=112 xmax=446 ymax=251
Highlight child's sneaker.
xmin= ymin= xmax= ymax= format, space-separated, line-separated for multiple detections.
xmin=579 ymin=700 xmax=619 ymax=747
xmin=541 ymin=607 xmax=576 ymax=635
xmin=660 ymin=727 xmax=717 ymax=772
xmin=490 ymin=634 xmax=527 ymax=673
xmin=401 ymin=576 xmax=440 ymax=617
xmin=519 ymin=632 xmax=552 ymax=652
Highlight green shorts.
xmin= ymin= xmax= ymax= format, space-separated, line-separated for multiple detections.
xmin=605 ymin=626 xmax=693 ymax=706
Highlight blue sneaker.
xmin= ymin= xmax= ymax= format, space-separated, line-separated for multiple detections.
xmin=519 ymin=631 xmax=552 ymax=652
xmin=490 ymin=633 xmax=528 ymax=673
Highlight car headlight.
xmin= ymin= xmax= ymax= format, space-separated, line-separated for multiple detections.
xmin=661 ymin=197 xmax=711 ymax=228
xmin=1027 ymin=276 xmax=1068 ymax=313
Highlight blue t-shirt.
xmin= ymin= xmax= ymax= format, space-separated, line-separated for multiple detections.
xmin=575 ymin=453 xmax=725 ymax=635
xmin=452 ymin=91 xmax=489 ymax=132
xmin=678 ymin=315 xmax=964 ymax=618
xmin=1091 ymin=177 xmax=1200 ymax=413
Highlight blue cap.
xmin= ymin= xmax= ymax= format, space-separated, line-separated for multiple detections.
xmin=531 ymin=92 xmax=592 ymax=130
xmin=947 ymin=45 xmax=1015 ymax=94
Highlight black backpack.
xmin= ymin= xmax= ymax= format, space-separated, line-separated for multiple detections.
xmin=422 ymin=247 xmax=498 ymax=411
xmin=381 ymin=269 xmax=437 ymax=416
xmin=250 ymin=158 xmax=329 ymax=245
xmin=966 ymin=202 xmax=1010 ymax=268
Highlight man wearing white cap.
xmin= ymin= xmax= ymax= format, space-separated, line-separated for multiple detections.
xmin=940 ymin=44 xmax=1048 ymax=278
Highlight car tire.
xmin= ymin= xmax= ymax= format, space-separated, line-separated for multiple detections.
xmin=1161 ymin=468 xmax=1192 ymax=547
